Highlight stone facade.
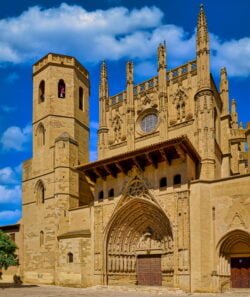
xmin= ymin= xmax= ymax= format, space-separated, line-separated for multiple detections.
xmin=1 ymin=5 xmax=250 ymax=292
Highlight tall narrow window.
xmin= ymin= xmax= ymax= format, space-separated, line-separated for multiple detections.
xmin=58 ymin=79 xmax=66 ymax=98
xmin=108 ymin=188 xmax=114 ymax=198
xmin=40 ymin=231 xmax=44 ymax=247
xmin=68 ymin=252 xmax=74 ymax=263
xmin=79 ymin=87 xmax=83 ymax=110
xmin=177 ymin=104 xmax=181 ymax=120
xmin=98 ymin=190 xmax=104 ymax=200
xmin=160 ymin=177 xmax=167 ymax=188
xmin=36 ymin=181 xmax=45 ymax=204
xmin=181 ymin=103 xmax=185 ymax=119
xmin=39 ymin=80 xmax=45 ymax=103
xmin=37 ymin=123 xmax=45 ymax=147
xmin=173 ymin=174 xmax=181 ymax=186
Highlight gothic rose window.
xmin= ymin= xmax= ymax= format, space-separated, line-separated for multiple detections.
xmin=140 ymin=113 xmax=158 ymax=133
xmin=128 ymin=180 xmax=146 ymax=198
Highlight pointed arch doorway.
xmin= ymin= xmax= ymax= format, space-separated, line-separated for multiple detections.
xmin=105 ymin=199 xmax=174 ymax=286
xmin=218 ymin=230 xmax=250 ymax=288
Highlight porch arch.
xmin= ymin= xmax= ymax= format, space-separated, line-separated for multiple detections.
xmin=104 ymin=199 xmax=174 ymax=284
xmin=217 ymin=229 xmax=250 ymax=288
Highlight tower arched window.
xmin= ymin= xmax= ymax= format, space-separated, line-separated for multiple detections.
xmin=67 ymin=252 xmax=74 ymax=263
xmin=79 ymin=87 xmax=83 ymax=110
xmin=160 ymin=177 xmax=167 ymax=188
xmin=36 ymin=181 xmax=45 ymax=204
xmin=173 ymin=174 xmax=181 ymax=186
xmin=58 ymin=79 xmax=66 ymax=98
xmin=108 ymin=188 xmax=114 ymax=198
xmin=40 ymin=231 xmax=44 ymax=247
xmin=39 ymin=80 xmax=45 ymax=103
xmin=181 ymin=103 xmax=185 ymax=118
xmin=98 ymin=190 xmax=104 ymax=200
xmin=177 ymin=104 xmax=181 ymax=120
xmin=37 ymin=123 xmax=45 ymax=147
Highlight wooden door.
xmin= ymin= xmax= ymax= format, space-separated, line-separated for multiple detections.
xmin=231 ymin=257 xmax=250 ymax=288
xmin=137 ymin=255 xmax=162 ymax=286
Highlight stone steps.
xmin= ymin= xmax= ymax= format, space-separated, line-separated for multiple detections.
xmin=224 ymin=288 xmax=250 ymax=294
xmin=92 ymin=285 xmax=186 ymax=295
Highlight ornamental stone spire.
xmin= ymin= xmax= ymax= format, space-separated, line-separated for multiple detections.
xmin=220 ymin=67 xmax=229 ymax=115
xmin=99 ymin=60 xmax=109 ymax=100
xmin=196 ymin=4 xmax=210 ymax=90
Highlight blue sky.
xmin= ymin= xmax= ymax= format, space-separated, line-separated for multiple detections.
xmin=0 ymin=0 xmax=250 ymax=226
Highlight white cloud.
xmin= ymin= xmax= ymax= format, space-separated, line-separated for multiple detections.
xmin=0 ymin=4 xmax=163 ymax=64
xmin=211 ymin=35 xmax=250 ymax=77
xmin=0 ymin=165 xmax=21 ymax=185
xmin=0 ymin=185 xmax=21 ymax=204
xmin=0 ymin=124 xmax=32 ymax=151
xmin=0 ymin=4 xmax=248 ymax=77
xmin=0 ymin=209 xmax=21 ymax=222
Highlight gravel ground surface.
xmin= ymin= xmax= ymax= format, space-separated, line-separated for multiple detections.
xmin=0 ymin=285 xmax=249 ymax=297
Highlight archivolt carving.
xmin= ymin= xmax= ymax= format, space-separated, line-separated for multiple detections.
xmin=106 ymin=199 xmax=174 ymax=275
xmin=109 ymin=109 xmax=126 ymax=145
xmin=217 ymin=229 xmax=250 ymax=276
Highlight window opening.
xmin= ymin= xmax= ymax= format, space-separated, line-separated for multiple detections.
xmin=58 ymin=79 xmax=66 ymax=98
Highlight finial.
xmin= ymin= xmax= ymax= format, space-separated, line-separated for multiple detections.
xmin=101 ymin=60 xmax=107 ymax=78
xmin=221 ymin=67 xmax=227 ymax=75
xmin=197 ymin=3 xmax=207 ymax=29
xmin=158 ymin=42 xmax=166 ymax=71
xmin=99 ymin=60 xmax=109 ymax=99
xmin=231 ymin=99 xmax=237 ymax=112
xmin=220 ymin=67 xmax=228 ymax=83
xmin=126 ymin=60 xmax=134 ymax=85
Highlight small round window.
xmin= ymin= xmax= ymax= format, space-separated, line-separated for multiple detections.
xmin=140 ymin=113 xmax=158 ymax=133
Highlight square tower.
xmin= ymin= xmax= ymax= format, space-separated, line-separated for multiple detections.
xmin=22 ymin=53 xmax=90 ymax=283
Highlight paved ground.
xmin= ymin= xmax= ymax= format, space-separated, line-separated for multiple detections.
xmin=0 ymin=285 xmax=249 ymax=297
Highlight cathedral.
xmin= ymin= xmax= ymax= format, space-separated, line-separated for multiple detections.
xmin=1 ymin=5 xmax=250 ymax=292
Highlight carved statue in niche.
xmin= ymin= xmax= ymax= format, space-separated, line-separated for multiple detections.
xmin=110 ymin=110 xmax=124 ymax=144
xmin=170 ymin=88 xmax=193 ymax=125
xmin=137 ymin=227 xmax=163 ymax=251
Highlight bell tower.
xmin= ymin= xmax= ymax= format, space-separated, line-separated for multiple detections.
xmin=32 ymin=53 xmax=90 ymax=163
xmin=22 ymin=53 xmax=90 ymax=283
